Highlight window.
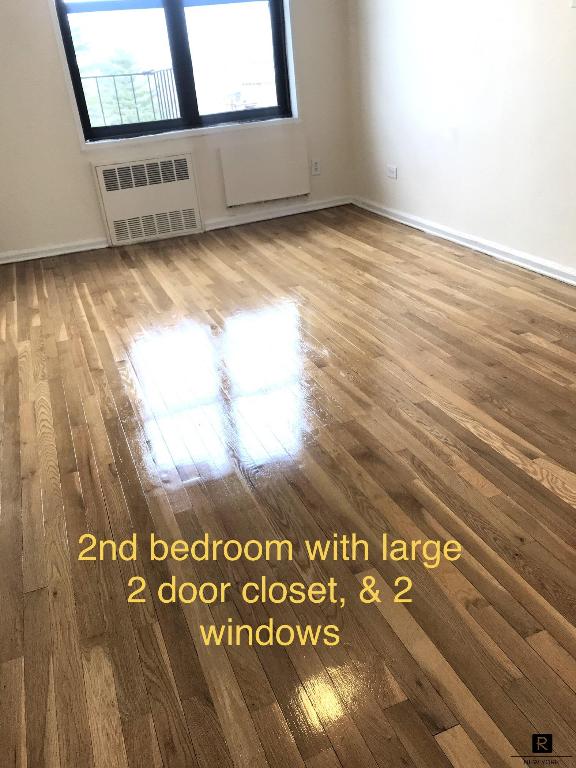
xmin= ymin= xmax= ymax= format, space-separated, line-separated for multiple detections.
xmin=55 ymin=0 xmax=292 ymax=141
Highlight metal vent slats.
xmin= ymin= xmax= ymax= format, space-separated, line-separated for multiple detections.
xmin=112 ymin=208 xmax=199 ymax=244
xmin=161 ymin=160 xmax=176 ymax=184
xmin=132 ymin=164 xmax=147 ymax=187
xmin=113 ymin=220 xmax=129 ymax=241
xmin=102 ymin=168 xmax=119 ymax=192
xmin=127 ymin=217 xmax=144 ymax=239
xmin=101 ymin=157 xmax=190 ymax=192
xmin=146 ymin=162 xmax=162 ymax=185
xmin=174 ymin=158 xmax=190 ymax=181
xmin=183 ymin=208 xmax=196 ymax=228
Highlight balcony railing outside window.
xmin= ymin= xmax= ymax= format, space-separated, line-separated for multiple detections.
xmin=81 ymin=68 xmax=179 ymax=127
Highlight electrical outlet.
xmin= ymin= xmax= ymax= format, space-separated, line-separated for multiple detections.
xmin=386 ymin=164 xmax=398 ymax=180
xmin=311 ymin=159 xmax=321 ymax=176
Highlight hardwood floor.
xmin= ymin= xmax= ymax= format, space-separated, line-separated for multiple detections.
xmin=1 ymin=204 xmax=576 ymax=768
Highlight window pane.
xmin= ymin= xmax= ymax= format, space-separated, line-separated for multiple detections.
xmin=184 ymin=0 xmax=278 ymax=116
xmin=68 ymin=7 xmax=179 ymax=127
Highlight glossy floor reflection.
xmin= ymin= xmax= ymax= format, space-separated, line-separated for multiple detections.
xmin=130 ymin=301 xmax=304 ymax=480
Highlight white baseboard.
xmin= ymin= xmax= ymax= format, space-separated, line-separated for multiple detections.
xmin=0 ymin=197 xmax=350 ymax=266
xmin=0 ymin=197 xmax=351 ymax=266
xmin=353 ymin=198 xmax=576 ymax=288
xmin=0 ymin=238 xmax=109 ymax=266
xmin=4 ymin=198 xmax=574 ymax=290
xmin=204 ymin=196 xmax=352 ymax=231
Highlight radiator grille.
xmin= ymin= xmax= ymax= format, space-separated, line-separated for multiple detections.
xmin=112 ymin=209 xmax=198 ymax=243
xmin=102 ymin=157 xmax=191 ymax=192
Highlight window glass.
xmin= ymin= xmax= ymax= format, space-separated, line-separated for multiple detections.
xmin=68 ymin=7 xmax=179 ymax=127
xmin=184 ymin=1 xmax=278 ymax=116
xmin=58 ymin=0 xmax=291 ymax=140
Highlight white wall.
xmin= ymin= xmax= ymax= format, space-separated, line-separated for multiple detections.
xmin=350 ymin=0 xmax=576 ymax=275
xmin=4 ymin=0 xmax=576 ymax=279
xmin=0 ymin=0 xmax=351 ymax=258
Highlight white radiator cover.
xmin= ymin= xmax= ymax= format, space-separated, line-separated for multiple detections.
xmin=94 ymin=154 xmax=203 ymax=246
xmin=220 ymin=129 xmax=310 ymax=207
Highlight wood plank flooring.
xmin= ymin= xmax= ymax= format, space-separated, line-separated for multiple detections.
xmin=1 ymin=204 xmax=576 ymax=768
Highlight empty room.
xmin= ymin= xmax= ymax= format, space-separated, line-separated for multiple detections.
xmin=1 ymin=0 xmax=576 ymax=766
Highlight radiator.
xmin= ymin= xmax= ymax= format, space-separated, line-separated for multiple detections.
xmin=94 ymin=154 xmax=203 ymax=246
xmin=220 ymin=128 xmax=310 ymax=207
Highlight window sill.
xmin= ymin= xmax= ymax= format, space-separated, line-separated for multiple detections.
xmin=80 ymin=115 xmax=301 ymax=152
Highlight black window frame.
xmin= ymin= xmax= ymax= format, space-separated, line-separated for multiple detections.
xmin=56 ymin=0 xmax=292 ymax=142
